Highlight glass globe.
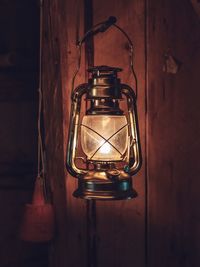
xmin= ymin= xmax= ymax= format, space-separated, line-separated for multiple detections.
xmin=81 ymin=115 xmax=128 ymax=161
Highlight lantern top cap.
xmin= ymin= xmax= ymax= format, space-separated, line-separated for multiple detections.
xmin=88 ymin=65 xmax=122 ymax=76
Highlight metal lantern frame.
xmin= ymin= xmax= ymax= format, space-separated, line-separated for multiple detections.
xmin=66 ymin=17 xmax=142 ymax=200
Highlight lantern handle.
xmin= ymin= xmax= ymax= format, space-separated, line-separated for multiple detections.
xmin=77 ymin=16 xmax=117 ymax=46
xmin=121 ymin=84 xmax=142 ymax=175
xmin=72 ymin=17 xmax=138 ymax=99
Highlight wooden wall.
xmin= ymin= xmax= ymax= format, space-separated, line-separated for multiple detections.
xmin=147 ymin=0 xmax=200 ymax=266
xmin=42 ymin=0 xmax=200 ymax=266
xmin=0 ymin=1 xmax=48 ymax=267
xmin=92 ymin=1 xmax=146 ymax=266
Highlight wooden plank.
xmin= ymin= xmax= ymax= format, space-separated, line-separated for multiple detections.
xmin=0 ymin=72 xmax=37 ymax=102
xmin=0 ymin=175 xmax=34 ymax=190
xmin=0 ymin=1 xmax=39 ymax=70
xmin=83 ymin=1 xmax=100 ymax=266
xmin=0 ymin=1 xmax=47 ymax=267
xmin=93 ymin=1 xmax=146 ymax=266
xmin=42 ymin=0 xmax=87 ymax=266
xmin=147 ymin=0 xmax=200 ymax=266
xmin=63 ymin=0 xmax=88 ymax=266
xmin=0 ymin=86 xmax=37 ymax=102
xmin=0 ymin=162 xmax=36 ymax=176
xmin=0 ymin=102 xmax=37 ymax=163
xmin=82 ymin=1 xmax=98 ymax=266
xmin=42 ymin=1 xmax=68 ymax=266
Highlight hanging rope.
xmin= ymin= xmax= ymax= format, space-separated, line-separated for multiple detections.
xmin=37 ymin=0 xmax=45 ymax=181
xmin=19 ymin=0 xmax=55 ymax=243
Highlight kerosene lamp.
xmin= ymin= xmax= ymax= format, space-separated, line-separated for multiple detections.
xmin=66 ymin=17 xmax=142 ymax=200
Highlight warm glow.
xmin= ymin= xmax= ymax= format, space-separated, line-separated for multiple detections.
xmin=99 ymin=142 xmax=111 ymax=154
xmin=81 ymin=115 xmax=128 ymax=161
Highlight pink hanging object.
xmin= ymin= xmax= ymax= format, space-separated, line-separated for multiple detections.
xmin=19 ymin=177 xmax=55 ymax=242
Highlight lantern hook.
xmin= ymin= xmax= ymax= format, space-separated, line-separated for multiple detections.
xmin=72 ymin=17 xmax=138 ymax=99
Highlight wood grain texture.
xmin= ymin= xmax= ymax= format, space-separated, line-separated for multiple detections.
xmin=147 ymin=0 xmax=200 ymax=266
xmin=63 ymin=0 xmax=88 ymax=266
xmin=0 ymin=1 xmax=47 ymax=266
xmin=83 ymin=1 xmax=98 ymax=266
xmin=93 ymin=1 xmax=146 ymax=266
xmin=44 ymin=1 xmax=200 ymax=267
xmin=42 ymin=0 xmax=87 ymax=266
xmin=42 ymin=1 xmax=68 ymax=266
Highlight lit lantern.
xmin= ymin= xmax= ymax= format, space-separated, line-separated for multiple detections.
xmin=66 ymin=65 xmax=142 ymax=200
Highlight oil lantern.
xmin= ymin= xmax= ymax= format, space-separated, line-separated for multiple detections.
xmin=66 ymin=16 xmax=142 ymax=200
xmin=66 ymin=64 xmax=142 ymax=200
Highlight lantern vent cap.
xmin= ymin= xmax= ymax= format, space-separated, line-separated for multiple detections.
xmin=88 ymin=65 xmax=122 ymax=77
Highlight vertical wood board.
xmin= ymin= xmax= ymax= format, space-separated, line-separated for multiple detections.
xmin=42 ymin=0 xmax=87 ymax=266
xmin=42 ymin=1 xmax=68 ymax=266
xmin=63 ymin=0 xmax=87 ymax=266
xmin=93 ymin=1 xmax=146 ymax=266
xmin=147 ymin=0 xmax=200 ymax=266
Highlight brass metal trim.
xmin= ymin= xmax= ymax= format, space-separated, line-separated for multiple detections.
xmin=121 ymin=84 xmax=142 ymax=175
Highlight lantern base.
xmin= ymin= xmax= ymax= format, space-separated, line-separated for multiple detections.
xmin=73 ymin=179 xmax=137 ymax=200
